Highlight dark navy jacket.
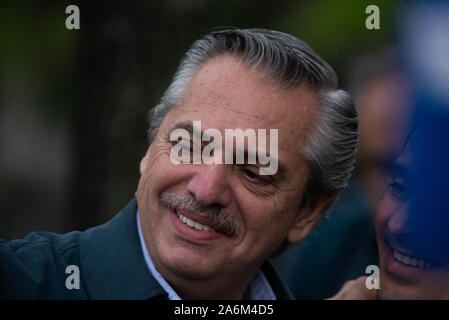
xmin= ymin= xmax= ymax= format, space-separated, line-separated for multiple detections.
xmin=0 ymin=199 xmax=293 ymax=299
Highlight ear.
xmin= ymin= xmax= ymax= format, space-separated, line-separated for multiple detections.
xmin=287 ymin=193 xmax=336 ymax=244
xmin=139 ymin=145 xmax=152 ymax=175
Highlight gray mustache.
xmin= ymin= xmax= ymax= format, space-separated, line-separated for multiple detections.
xmin=160 ymin=192 xmax=240 ymax=237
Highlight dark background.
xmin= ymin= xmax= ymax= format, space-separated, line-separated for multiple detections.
xmin=1 ymin=0 xmax=394 ymax=298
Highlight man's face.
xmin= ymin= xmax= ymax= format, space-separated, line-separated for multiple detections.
xmin=135 ymin=55 xmax=323 ymax=288
xmin=375 ymin=141 xmax=449 ymax=299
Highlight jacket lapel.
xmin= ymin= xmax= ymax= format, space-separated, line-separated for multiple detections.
xmin=262 ymin=260 xmax=295 ymax=300
xmin=79 ymin=198 xmax=167 ymax=300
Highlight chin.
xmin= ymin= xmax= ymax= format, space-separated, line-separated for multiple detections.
xmin=160 ymin=246 xmax=222 ymax=281
xmin=378 ymin=275 xmax=443 ymax=300
xmin=377 ymin=266 xmax=413 ymax=299
xmin=378 ymin=284 xmax=414 ymax=300
xmin=379 ymin=287 xmax=438 ymax=300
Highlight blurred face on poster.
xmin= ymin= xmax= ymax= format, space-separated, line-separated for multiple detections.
xmin=375 ymin=131 xmax=449 ymax=299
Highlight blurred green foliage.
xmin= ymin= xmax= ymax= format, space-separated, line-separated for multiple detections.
xmin=0 ymin=0 xmax=394 ymax=237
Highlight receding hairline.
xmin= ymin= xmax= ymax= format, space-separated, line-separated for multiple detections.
xmin=189 ymin=51 xmax=328 ymax=92
xmin=161 ymin=52 xmax=322 ymax=161
xmin=176 ymin=52 xmax=322 ymax=114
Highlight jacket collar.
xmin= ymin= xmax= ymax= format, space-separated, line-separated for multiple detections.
xmin=262 ymin=260 xmax=295 ymax=300
xmin=79 ymin=198 xmax=167 ymax=300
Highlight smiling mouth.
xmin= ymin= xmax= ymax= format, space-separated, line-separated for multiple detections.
xmin=393 ymin=249 xmax=433 ymax=269
xmin=175 ymin=210 xmax=215 ymax=232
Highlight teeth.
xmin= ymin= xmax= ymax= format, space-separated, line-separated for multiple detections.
xmin=176 ymin=211 xmax=214 ymax=232
xmin=393 ymin=250 xmax=433 ymax=268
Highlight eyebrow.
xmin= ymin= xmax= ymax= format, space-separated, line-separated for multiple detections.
xmin=169 ymin=121 xmax=196 ymax=136
xmin=168 ymin=121 xmax=287 ymax=179
xmin=389 ymin=162 xmax=410 ymax=180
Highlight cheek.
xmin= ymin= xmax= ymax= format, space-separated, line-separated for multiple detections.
xmin=136 ymin=145 xmax=192 ymax=209
xmin=375 ymin=193 xmax=406 ymax=231
xmin=375 ymin=194 xmax=393 ymax=234
xmin=236 ymin=190 xmax=296 ymax=249
xmin=375 ymin=198 xmax=387 ymax=238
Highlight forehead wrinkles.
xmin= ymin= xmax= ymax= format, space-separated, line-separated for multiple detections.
xmin=176 ymin=56 xmax=319 ymax=145
xmin=178 ymin=57 xmax=275 ymax=118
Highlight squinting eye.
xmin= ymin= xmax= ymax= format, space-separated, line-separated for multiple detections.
xmin=388 ymin=180 xmax=411 ymax=201
xmin=244 ymin=169 xmax=258 ymax=179
xmin=242 ymin=168 xmax=270 ymax=184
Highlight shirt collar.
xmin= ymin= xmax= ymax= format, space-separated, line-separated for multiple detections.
xmin=136 ymin=210 xmax=276 ymax=300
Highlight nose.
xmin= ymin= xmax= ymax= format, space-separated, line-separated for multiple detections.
xmin=387 ymin=203 xmax=411 ymax=235
xmin=187 ymin=165 xmax=231 ymax=208
xmin=385 ymin=202 xmax=420 ymax=250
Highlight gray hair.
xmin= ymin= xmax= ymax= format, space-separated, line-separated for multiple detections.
xmin=148 ymin=28 xmax=358 ymax=213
